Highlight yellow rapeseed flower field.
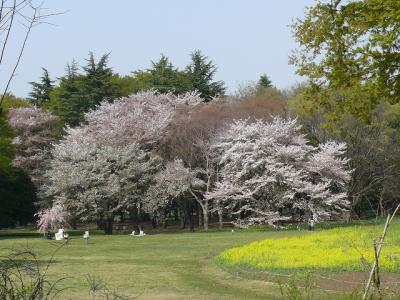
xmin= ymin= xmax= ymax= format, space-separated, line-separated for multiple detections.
xmin=217 ymin=223 xmax=400 ymax=272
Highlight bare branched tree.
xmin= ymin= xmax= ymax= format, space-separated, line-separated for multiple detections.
xmin=0 ymin=0 xmax=63 ymax=111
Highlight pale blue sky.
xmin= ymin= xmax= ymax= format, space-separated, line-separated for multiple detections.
xmin=5 ymin=0 xmax=316 ymax=97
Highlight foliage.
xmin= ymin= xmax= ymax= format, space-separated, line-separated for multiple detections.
xmin=0 ymin=248 xmax=65 ymax=299
xmin=258 ymin=74 xmax=272 ymax=88
xmin=144 ymin=159 xmax=206 ymax=227
xmin=8 ymin=106 xmax=59 ymax=188
xmin=81 ymin=52 xmax=122 ymax=106
xmin=185 ymin=50 xmax=226 ymax=101
xmin=289 ymin=92 xmax=400 ymax=217
xmin=43 ymin=91 xmax=202 ymax=233
xmin=0 ymin=94 xmax=36 ymax=228
xmin=144 ymin=159 xmax=193 ymax=215
xmin=234 ymin=76 xmax=282 ymax=100
xmin=36 ymin=204 xmax=68 ymax=232
xmin=334 ymin=106 xmax=400 ymax=216
xmin=49 ymin=54 xmax=123 ymax=126
xmin=144 ymin=54 xmax=189 ymax=95
xmin=45 ymin=142 xmax=160 ymax=234
xmin=65 ymin=90 xmax=202 ymax=146
xmin=159 ymin=95 xmax=285 ymax=168
xmin=46 ymin=51 xmax=225 ymax=127
xmin=158 ymin=95 xmax=285 ymax=229
xmin=0 ymin=168 xmax=36 ymax=228
xmin=0 ymin=94 xmax=30 ymax=168
xmin=86 ymin=274 xmax=135 ymax=300
xmin=0 ymin=246 xmax=137 ymax=300
xmin=207 ymin=117 xmax=351 ymax=227
xmin=278 ymin=272 xmax=316 ymax=300
xmin=217 ymin=223 xmax=400 ymax=272
xmin=28 ymin=67 xmax=54 ymax=107
xmin=290 ymin=0 xmax=400 ymax=122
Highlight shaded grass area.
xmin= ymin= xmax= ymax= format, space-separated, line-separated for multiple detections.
xmin=0 ymin=229 xmax=304 ymax=299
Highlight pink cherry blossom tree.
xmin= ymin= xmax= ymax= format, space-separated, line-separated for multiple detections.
xmin=35 ymin=204 xmax=68 ymax=233
xmin=63 ymin=90 xmax=203 ymax=146
xmin=8 ymin=107 xmax=59 ymax=187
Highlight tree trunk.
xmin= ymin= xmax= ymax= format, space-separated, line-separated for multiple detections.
xmin=203 ymin=203 xmax=209 ymax=231
xmin=198 ymin=203 xmax=203 ymax=227
xmin=379 ymin=188 xmax=385 ymax=217
xmin=70 ymin=217 xmax=78 ymax=230
xmin=151 ymin=216 xmax=157 ymax=228
xmin=218 ymin=210 xmax=223 ymax=229
xmin=97 ymin=219 xmax=104 ymax=230
xmin=174 ymin=207 xmax=179 ymax=221
xmin=163 ymin=215 xmax=168 ymax=228
xmin=189 ymin=207 xmax=195 ymax=232
xmin=179 ymin=208 xmax=186 ymax=229
xmin=104 ymin=217 xmax=113 ymax=235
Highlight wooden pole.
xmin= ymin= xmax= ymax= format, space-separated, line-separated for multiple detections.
xmin=362 ymin=204 xmax=400 ymax=299
xmin=373 ymin=240 xmax=380 ymax=290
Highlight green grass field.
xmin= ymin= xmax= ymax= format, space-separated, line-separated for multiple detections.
xmin=1 ymin=221 xmax=399 ymax=299
xmin=0 ymin=229 xmax=302 ymax=299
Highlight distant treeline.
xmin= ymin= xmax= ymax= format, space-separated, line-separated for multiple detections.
xmin=28 ymin=50 xmax=225 ymax=126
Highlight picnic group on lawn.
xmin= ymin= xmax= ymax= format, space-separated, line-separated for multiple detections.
xmin=46 ymin=225 xmax=146 ymax=244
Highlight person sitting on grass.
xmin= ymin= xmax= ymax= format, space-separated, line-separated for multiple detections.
xmin=130 ymin=225 xmax=146 ymax=236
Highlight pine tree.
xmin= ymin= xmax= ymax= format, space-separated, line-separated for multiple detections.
xmin=258 ymin=74 xmax=272 ymax=88
xmin=51 ymin=54 xmax=122 ymax=127
xmin=51 ymin=60 xmax=85 ymax=126
xmin=82 ymin=52 xmax=121 ymax=107
xmin=186 ymin=50 xmax=225 ymax=101
xmin=147 ymin=54 xmax=189 ymax=94
xmin=27 ymin=68 xmax=54 ymax=107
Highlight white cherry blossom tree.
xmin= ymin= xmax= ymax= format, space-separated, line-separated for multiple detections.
xmin=206 ymin=117 xmax=351 ymax=227
xmin=144 ymin=159 xmax=212 ymax=229
xmin=44 ymin=142 xmax=160 ymax=234
xmin=43 ymin=91 xmax=202 ymax=233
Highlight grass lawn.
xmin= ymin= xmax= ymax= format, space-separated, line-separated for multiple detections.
xmin=0 ymin=229 xmax=303 ymax=299
xmin=1 ymin=220 xmax=399 ymax=299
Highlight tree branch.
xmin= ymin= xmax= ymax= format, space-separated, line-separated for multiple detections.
xmin=0 ymin=2 xmax=34 ymax=108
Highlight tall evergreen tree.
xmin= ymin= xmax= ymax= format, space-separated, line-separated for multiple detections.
xmin=51 ymin=60 xmax=85 ymax=126
xmin=147 ymin=54 xmax=189 ymax=94
xmin=258 ymin=74 xmax=272 ymax=88
xmin=27 ymin=68 xmax=54 ymax=107
xmin=82 ymin=52 xmax=121 ymax=107
xmin=186 ymin=50 xmax=225 ymax=101
xmin=50 ymin=53 xmax=122 ymax=126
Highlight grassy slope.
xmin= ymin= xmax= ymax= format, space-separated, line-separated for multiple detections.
xmin=0 ymin=230 xmax=303 ymax=299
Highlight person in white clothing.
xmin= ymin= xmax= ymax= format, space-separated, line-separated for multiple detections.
xmin=83 ymin=231 xmax=89 ymax=244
